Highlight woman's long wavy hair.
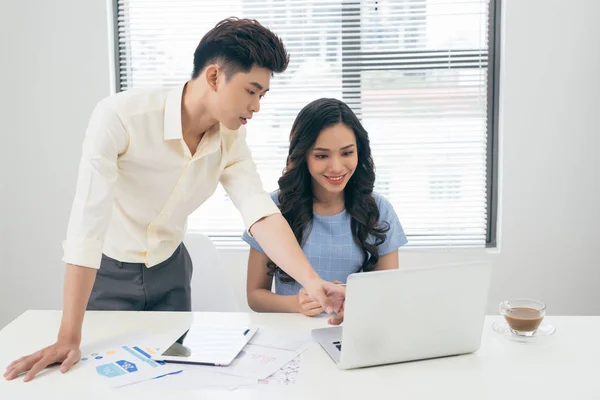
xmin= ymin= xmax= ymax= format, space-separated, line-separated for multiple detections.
xmin=268 ymin=98 xmax=390 ymax=284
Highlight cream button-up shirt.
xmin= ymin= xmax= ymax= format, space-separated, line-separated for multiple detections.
xmin=62 ymin=84 xmax=279 ymax=269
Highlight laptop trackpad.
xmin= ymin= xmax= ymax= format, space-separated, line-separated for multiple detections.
xmin=312 ymin=326 xmax=343 ymax=363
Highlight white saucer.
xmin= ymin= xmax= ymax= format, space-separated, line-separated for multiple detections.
xmin=492 ymin=319 xmax=555 ymax=343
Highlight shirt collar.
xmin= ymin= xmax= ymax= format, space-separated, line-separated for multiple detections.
xmin=163 ymin=83 xmax=185 ymax=141
xmin=163 ymin=82 xmax=242 ymax=156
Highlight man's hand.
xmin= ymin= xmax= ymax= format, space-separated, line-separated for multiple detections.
xmin=298 ymin=287 xmax=324 ymax=316
xmin=304 ymin=277 xmax=345 ymax=314
xmin=328 ymin=307 xmax=345 ymax=325
xmin=327 ymin=280 xmax=345 ymax=325
xmin=3 ymin=338 xmax=81 ymax=382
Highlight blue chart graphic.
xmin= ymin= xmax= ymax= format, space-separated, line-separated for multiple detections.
xmin=96 ymin=363 xmax=127 ymax=378
xmin=88 ymin=344 xmax=182 ymax=381
xmin=93 ymin=346 xmax=154 ymax=378
xmin=116 ymin=360 xmax=138 ymax=373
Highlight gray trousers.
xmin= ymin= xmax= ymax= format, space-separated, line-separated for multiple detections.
xmin=87 ymin=243 xmax=193 ymax=312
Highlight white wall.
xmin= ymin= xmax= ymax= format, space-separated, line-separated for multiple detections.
xmin=494 ymin=0 xmax=600 ymax=314
xmin=0 ymin=0 xmax=114 ymax=327
xmin=1 ymin=0 xmax=599 ymax=329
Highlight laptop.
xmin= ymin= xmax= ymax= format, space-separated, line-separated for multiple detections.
xmin=312 ymin=262 xmax=492 ymax=369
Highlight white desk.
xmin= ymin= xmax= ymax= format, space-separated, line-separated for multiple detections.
xmin=1 ymin=311 xmax=599 ymax=399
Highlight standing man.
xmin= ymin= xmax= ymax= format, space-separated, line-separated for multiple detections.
xmin=4 ymin=18 xmax=344 ymax=382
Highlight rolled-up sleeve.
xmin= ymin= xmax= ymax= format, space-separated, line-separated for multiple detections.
xmin=219 ymin=132 xmax=280 ymax=232
xmin=62 ymin=100 xmax=129 ymax=269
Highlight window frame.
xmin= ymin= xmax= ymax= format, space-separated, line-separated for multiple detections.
xmin=111 ymin=0 xmax=502 ymax=248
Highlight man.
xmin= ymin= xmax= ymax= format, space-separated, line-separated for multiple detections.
xmin=4 ymin=18 xmax=344 ymax=382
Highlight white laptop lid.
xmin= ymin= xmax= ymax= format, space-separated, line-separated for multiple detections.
xmin=339 ymin=262 xmax=492 ymax=369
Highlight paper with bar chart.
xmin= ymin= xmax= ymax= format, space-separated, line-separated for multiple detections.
xmin=79 ymin=333 xmax=185 ymax=388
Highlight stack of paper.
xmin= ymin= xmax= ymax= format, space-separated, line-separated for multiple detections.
xmin=79 ymin=327 xmax=310 ymax=391
xmin=185 ymin=328 xmax=311 ymax=380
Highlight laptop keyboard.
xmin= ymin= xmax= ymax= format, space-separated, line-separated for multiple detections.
xmin=333 ymin=341 xmax=342 ymax=351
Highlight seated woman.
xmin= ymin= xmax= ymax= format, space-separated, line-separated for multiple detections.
xmin=242 ymin=98 xmax=407 ymax=323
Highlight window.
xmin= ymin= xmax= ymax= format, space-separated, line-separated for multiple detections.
xmin=114 ymin=0 xmax=500 ymax=249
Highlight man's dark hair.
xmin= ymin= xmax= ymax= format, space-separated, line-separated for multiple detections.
xmin=191 ymin=17 xmax=289 ymax=79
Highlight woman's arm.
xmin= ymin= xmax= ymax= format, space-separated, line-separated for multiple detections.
xmin=246 ymin=248 xmax=300 ymax=313
xmin=373 ymin=250 xmax=399 ymax=271
xmin=246 ymin=248 xmax=324 ymax=316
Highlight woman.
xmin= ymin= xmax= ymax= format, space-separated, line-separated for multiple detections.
xmin=243 ymin=98 xmax=407 ymax=323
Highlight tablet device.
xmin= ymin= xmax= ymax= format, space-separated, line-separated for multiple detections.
xmin=152 ymin=324 xmax=258 ymax=366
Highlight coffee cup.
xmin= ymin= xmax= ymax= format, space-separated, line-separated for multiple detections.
xmin=499 ymin=299 xmax=546 ymax=336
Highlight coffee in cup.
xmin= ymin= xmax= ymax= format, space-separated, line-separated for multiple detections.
xmin=499 ymin=299 xmax=546 ymax=336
